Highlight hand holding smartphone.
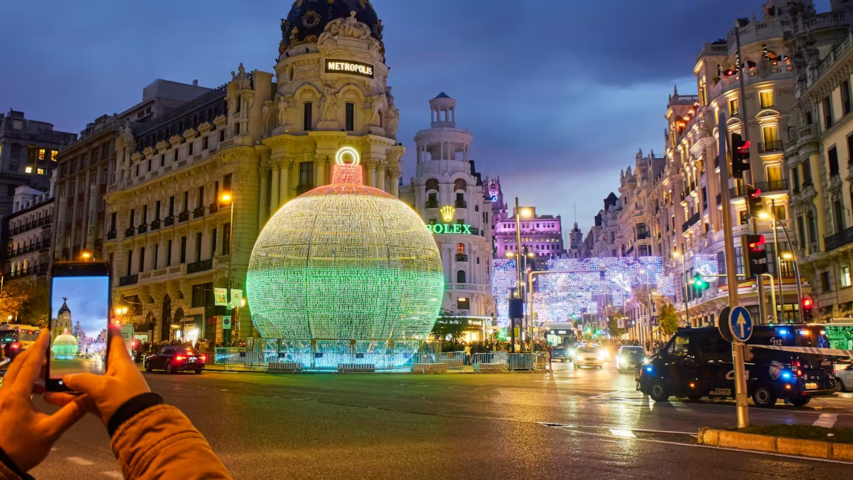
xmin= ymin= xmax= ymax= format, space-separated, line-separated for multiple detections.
xmin=46 ymin=262 xmax=111 ymax=392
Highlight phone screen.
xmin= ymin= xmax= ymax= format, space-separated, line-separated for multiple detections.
xmin=49 ymin=275 xmax=110 ymax=379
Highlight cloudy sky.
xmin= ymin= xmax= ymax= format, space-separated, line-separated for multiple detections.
xmin=0 ymin=0 xmax=830 ymax=235
xmin=52 ymin=277 xmax=109 ymax=339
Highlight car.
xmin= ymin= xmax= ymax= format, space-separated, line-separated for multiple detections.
xmin=0 ymin=325 xmax=40 ymax=361
xmin=837 ymin=364 xmax=853 ymax=392
xmin=574 ymin=346 xmax=606 ymax=369
xmin=144 ymin=346 xmax=206 ymax=374
xmin=615 ymin=346 xmax=646 ymax=373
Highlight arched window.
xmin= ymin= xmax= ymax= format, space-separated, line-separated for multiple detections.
xmin=454 ymin=179 xmax=467 ymax=191
xmin=456 ymin=243 xmax=465 ymax=255
xmin=456 ymin=270 xmax=466 ymax=283
xmin=425 ymin=178 xmax=439 ymax=191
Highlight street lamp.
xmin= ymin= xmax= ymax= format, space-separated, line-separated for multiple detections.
xmin=81 ymin=251 xmax=92 ymax=261
xmin=220 ymin=192 xmax=235 ymax=344
xmin=761 ymin=206 xmax=802 ymax=323
xmin=512 ymin=198 xmax=533 ymax=352
xmin=672 ymin=251 xmax=690 ymax=327
xmin=114 ymin=306 xmax=128 ymax=326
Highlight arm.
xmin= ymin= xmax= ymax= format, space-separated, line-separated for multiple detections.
xmin=108 ymin=394 xmax=230 ymax=480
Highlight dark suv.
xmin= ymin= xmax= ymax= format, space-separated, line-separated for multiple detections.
xmin=144 ymin=346 xmax=206 ymax=374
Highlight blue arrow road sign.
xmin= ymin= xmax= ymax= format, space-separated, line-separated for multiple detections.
xmin=728 ymin=305 xmax=753 ymax=342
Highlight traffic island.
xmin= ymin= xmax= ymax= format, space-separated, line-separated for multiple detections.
xmin=698 ymin=426 xmax=853 ymax=462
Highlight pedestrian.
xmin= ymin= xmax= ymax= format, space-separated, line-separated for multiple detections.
xmin=0 ymin=329 xmax=232 ymax=479
xmin=547 ymin=344 xmax=553 ymax=371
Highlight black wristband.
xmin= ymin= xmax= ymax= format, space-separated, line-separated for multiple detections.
xmin=108 ymin=392 xmax=165 ymax=438
xmin=0 ymin=444 xmax=34 ymax=480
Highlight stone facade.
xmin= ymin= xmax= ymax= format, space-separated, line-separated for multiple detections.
xmin=3 ymin=181 xmax=54 ymax=279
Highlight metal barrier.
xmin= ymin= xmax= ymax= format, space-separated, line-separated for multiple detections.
xmin=472 ymin=352 xmax=508 ymax=365
xmin=473 ymin=362 xmax=504 ymax=373
xmin=533 ymin=352 xmax=549 ymax=371
xmin=412 ymin=363 xmax=448 ymax=374
xmin=338 ymin=363 xmax=376 ymax=373
xmin=508 ymin=353 xmax=535 ymax=371
xmin=268 ymin=362 xmax=303 ymax=373
xmin=436 ymin=351 xmax=465 ymax=369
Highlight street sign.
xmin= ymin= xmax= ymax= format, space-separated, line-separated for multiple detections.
xmin=222 ymin=315 xmax=232 ymax=330
xmin=717 ymin=306 xmax=732 ymax=342
xmin=728 ymin=305 xmax=753 ymax=343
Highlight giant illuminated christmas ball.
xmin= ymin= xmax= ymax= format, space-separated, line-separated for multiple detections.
xmin=51 ymin=329 xmax=78 ymax=359
xmin=247 ymin=147 xmax=444 ymax=340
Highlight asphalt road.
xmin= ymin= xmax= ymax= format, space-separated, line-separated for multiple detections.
xmin=29 ymin=361 xmax=853 ymax=479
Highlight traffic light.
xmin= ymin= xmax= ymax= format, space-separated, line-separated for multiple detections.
xmin=745 ymin=234 xmax=768 ymax=276
xmin=802 ymin=296 xmax=814 ymax=322
xmin=731 ymin=133 xmax=750 ymax=179
xmin=746 ymin=185 xmax=765 ymax=218
xmin=692 ymin=273 xmax=708 ymax=290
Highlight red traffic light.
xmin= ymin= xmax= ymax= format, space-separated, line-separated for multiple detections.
xmin=802 ymin=297 xmax=813 ymax=308
xmin=737 ymin=140 xmax=751 ymax=154
xmin=747 ymin=235 xmax=765 ymax=250
xmin=749 ymin=188 xmax=761 ymax=198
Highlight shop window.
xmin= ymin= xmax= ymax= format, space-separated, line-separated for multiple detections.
xmin=457 ymin=297 xmax=470 ymax=310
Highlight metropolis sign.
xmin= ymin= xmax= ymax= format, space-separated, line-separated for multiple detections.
xmin=325 ymin=59 xmax=374 ymax=79
xmin=427 ymin=223 xmax=473 ymax=235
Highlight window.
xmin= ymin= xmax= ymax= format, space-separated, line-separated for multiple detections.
xmin=36 ymin=168 xmax=44 ymax=175
xmin=345 ymin=103 xmax=355 ymax=131
xmin=834 ymin=199 xmax=844 ymax=233
xmin=791 ymin=167 xmax=800 ymax=191
xmin=843 ymin=266 xmax=852 ymax=288
xmin=762 ymin=126 xmax=778 ymax=150
xmin=796 ymin=215 xmax=806 ymax=248
xmin=759 ymin=90 xmax=774 ymax=109
xmin=153 ymin=244 xmax=159 ymax=270
xmin=223 ymin=223 xmax=231 ymax=255
xmin=126 ymin=250 xmax=133 ymax=276
xmin=191 ymin=283 xmax=212 ymax=308
xmin=188 ymin=142 xmax=194 ymax=156
xmin=823 ymin=96 xmax=834 ymax=130
xmin=456 ymin=270 xmax=466 ymax=283
xmin=729 ymin=98 xmax=739 ymax=116
xmin=303 ymin=103 xmax=313 ymax=131
xmin=843 ymin=81 xmax=852 ymax=115
xmin=38 ymin=149 xmax=45 ymax=161
xmin=169 ymin=196 xmax=175 ymax=216
xmin=802 ymin=159 xmax=812 ymax=185
xmin=457 ymin=297 xmax=470 ymax=310
xmin=142 ymin=205 xmax=148 ymax=224
xmin=223 ymin=174 xmax=232 ymax=193
xmin=202 ymin=136 xmax=209 ymax=151
xmin=829 ymin=146 xmax=840 ymax=177
xmin=160 ymin=155 xmax=165 ymax=167
xmin=195 ymin=232 xmax=202 ymax=262
xmin=456 ymin=243 xmax=465 ymax=255
xmin=219 ymin=130 xmax=225 ymax=142
xmin=180 ymin=236 xmax=187 ymax=264
xmin=299 ymin=162 xmax=314 ymax=187
xmin=139 ymin=247 xmax=145 ymax=273
xmin=197 ymin=186 xmax=205 ymax=209
xmin=211 ymin=228 xmax=217 ymax=256
xmin=24 ymin=166 xmax=32 ymax=174
xmin=182 ymin=191 xmax=189 ymax=212
xmin=772 ymin=204 xmax=786 ymax=221
xmin=821 ymin=271 xmax=832 ymax=292
xmin=129 ymin=209 xmax=135 ymax=227
xmin=166 ymin=240 xmax=172 ymax=267
xmin=50 ymin=150 xmax=57 ymax=162
xmin=110 ymin=212 xmax=117 ymax=231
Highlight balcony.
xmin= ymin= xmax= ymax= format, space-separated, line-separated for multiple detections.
xmin=682 ymin=212 xmax=700 ymax=233
xmin=193 ymin=207 xmax=205 ymax=219
xmin=178 ymin=211 xmax=190 ymax=223
xmin=137 ymin=223 xmax=148 ymax=234
xmin=455 ymin=200 xmax=467 ymax=208
xmin=119 ymin=274 xmax=139 ymax=287
xmin=825 ymin=225 xmax=853 ymax=252
xmin=456 ymin=253 xmax=469 ymax=262
xmin=425 ymin=200 xmax=439 ymax=209
xmin=446 ymin=283 xmax=490 ymax=293
xmin=125 ymin=227 xmax=135 ymax=238
xmin=150 ymin=219 xmax=161 ymax=230
xmin=187 ymin=259 xmax=213 ymax=274
xmin=209 ymin=202 xmax=219 ymax=214
xmin=757 ymin=140 xmax=784 ymax=153
xmin=753 ymin=179 xmax=789 ymax=193
xmin=164 ymin=216 xmax=175 ymax=227
xmin=296 ymin=184 xmax=314 ymax=195
xmin=729 ymin=184 xmax=747 ymax=198
xmin=107 ymin=230 xmax=117 ymax=240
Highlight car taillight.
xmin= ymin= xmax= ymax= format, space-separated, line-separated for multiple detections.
xmin=10 ymin=343 xmax=19 ymax=351
xmin=175 ymin=355 xmax=185 ymax=361
xmin=200 ymin=355 xmax=206 ymax=362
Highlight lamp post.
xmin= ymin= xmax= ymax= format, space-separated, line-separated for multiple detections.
xmin=220 ymin=192 xmax=235 ymax=344
xmin=672 ymin=251 xmax=690 ymax=327
xmin=81 ymin=251 xmax=92 ymax=261
xmin=512 ymin=198 xmax=533 ymax=352
xmin=114 ymin=306 xmax=128 ymax=326
xmin=506 ymin=248 xmax=534 ymax=351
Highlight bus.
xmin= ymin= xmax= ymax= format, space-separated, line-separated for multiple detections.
xmin=544 ymin=322 xmax=578 ymax=362
xmin=0 ymin=324 xmax=41 ymax=359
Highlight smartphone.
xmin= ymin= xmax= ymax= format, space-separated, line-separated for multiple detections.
xmin=46 ymin=261 xmax=112 ymax=392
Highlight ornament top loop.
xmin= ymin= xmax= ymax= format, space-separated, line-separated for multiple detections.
xmin=335 ymin=146 xmax=360 ymax=166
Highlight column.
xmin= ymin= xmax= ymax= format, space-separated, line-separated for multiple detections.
xmin=366 ymin=161 xmax=376 ymax=188
xmin=279 ymin=159 xmax=290 ymax=207
xmin=316 ymin=157 xmax=325 ymax=188
xmin=376 ymin=165 xmax=386 ymax=191
xmin=389 ymin=168 xmax=400 ymax=198
xmin=270 ymin=162 xmax=280 ymax=214
xmin=259 ymin=166 xmax=270 ymax=225
xmin=809 ymin=152 xmax=829 ymax=251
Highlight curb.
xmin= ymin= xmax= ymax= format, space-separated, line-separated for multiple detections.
xmin=698 ymin=428 xmax=853 ymax=462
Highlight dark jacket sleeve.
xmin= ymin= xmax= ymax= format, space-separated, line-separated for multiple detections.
xmin=0 ymin=446 xmax=30 ymax=480
xmin=109 ymin=402 xmax=232 ymax=480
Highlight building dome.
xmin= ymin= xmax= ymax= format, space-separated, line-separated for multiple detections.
xmin=281 ymin=0 xmax=383 ymax=49
xmin=52 ymin=331 xmax=78 ymax=359
xmin=246 ymin=148 xmax=444 ymax=341
xmin=57 ymin=299 xmax=71 ymax=316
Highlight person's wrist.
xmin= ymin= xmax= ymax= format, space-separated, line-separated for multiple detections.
xmin=107 ymin=392 xmax=164 ymax=437
xmin=0 ymin=444 xmax=33 ymax=479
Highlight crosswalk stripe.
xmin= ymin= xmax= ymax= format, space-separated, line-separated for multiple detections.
xmin=66 ymin=457 xmax=95 ymax=466
xmin=813 ymin=413 xmax=838 ymax=428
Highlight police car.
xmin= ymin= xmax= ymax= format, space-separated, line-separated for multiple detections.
xmin=638 ymin=325 xmax=836 ymax=407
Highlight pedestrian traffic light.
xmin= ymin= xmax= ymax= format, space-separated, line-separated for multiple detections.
xmin=802 ymin=296 xmax=814 ymax=322
xmin=745 ymin=234 xmax=768 ymax=276
xmin=746 ymin=185 xmax=765 ymax=218
xmin=731 ymin=133 xmax=750 ymax=179
xmin=692 ymin=273 xmax=708 ymax=290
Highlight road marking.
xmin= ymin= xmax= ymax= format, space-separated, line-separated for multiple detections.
xmin=590 ymin=390 xmax=626 ymax=399
xmin=609 ymin=429 xmax=636 ymax=438
xmin=813 ymin=413 xmax=838 ymax=428
xmin=669 ymin=398 xmax=692 ymax=414
xmin=66 ymin=457 xmax=94 ymax=466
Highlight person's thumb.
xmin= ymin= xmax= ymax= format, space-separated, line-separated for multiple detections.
xmin=62 ymin=372 xmax=103 ymax=396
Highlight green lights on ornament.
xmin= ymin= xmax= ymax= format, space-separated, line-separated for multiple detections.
xmin=246 ymin=147 xmax=445 ymax=341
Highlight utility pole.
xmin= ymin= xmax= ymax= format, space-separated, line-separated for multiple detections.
xmin=720 ymin=111 xmax=750 ymax=428
xmin=735 ymin=22 xmax=766 ymax=324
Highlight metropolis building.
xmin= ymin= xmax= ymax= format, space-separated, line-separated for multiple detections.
xmin=104 ymin=1 xmax=404 ymax=343
xmin=400 ymin=94 xmax=496 ymax=323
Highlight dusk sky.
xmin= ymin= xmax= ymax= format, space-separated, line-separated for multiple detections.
xmin=0 ymin=0 xmax=830 ymax=236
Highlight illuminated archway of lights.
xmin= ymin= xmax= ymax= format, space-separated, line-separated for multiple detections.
xmin=247 ymin=150 xmax=444 ymax=354
xmin=491 ymin=257 xmax=675 ymax=327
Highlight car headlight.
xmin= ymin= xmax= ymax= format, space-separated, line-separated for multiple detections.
xmin=642 ymin=358 xmax=650 ymax=365
xmin=598 ymin=352 xmax=607 ymax=361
